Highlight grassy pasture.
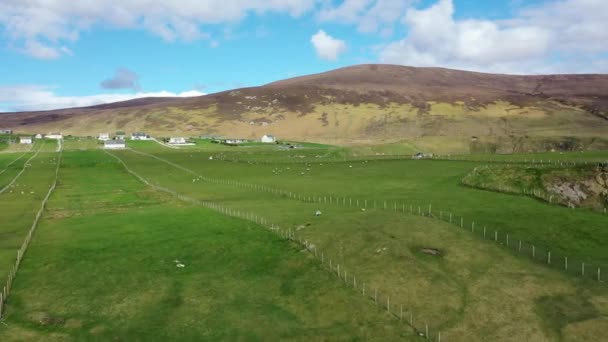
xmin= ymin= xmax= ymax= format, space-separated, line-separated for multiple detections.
xmin=2 ymin=139 xmax=608 ymax=341
xmin=127 ymin=143 xmax=608 ymax=267
xmin=1 ymin=150 xmax=414 ymax=341
xmin=0 ymin=141 xmax=60 ymax=285
xmin=107 ymin=148 xmax=608 ymax=341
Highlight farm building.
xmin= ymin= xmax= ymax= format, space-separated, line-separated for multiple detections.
xmin=20 ymin=136 xmax=33 ymax=144
xmin=261 ymin=134 xmax=276 ymax=143
xmin=47 ymin=132 xmax=63 ymax=139
xmin=35 ymin=133 xmax=44 ymax=139
xmin=1 ymin=129 xmax=13 ymax=134
xmin=98 ymin=133 xmax=110 ymax=141
xmin=104 ymin=139 xmax=126 ymax=149
xmin=131 ymin=132 xmax=151 ymax=140
xmin=169 ymin=137 xmax=187 ymax=145
xmin=115 ymin=131 xmax=126 ymax=140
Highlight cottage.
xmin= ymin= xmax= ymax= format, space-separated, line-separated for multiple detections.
xmin=115 ymin=131 xmax=126 ymax=140
xmin=131 ymin=132 xmax=150 ymax=140
xmin=35 ymin=133 xmax=44 ymax=139
xmin=1 ymin=129 xmax=13 ymax=134
xmin=98 ymin=133 xmax=110 ymax=141
xmin=19 ymin=136 xmax=33 ymax=144
xmin=47 ymin=132 xmax=63 ymax=140
xmin=261 ymin=134 xmax=276 ymax=143
xmin=169 ymin=137 xmax=187 ymax=145
xmin=104 ymin=139 xmax=125 ymax=149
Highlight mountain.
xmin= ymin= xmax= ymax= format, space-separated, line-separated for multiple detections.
xmin=1 ymin=64 xmax=607 ymax=152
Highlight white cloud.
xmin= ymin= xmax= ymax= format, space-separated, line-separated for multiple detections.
xmin=311 ymin=30 xmax=347 ymax=60
xmin=0 ymin=85 xmax=206 ymax=112
xmin=379 ymin=0 xmax=608 ymax=74
xmin=0 ymin=0 xmax=318 ymax=58
xmin=318 ymin=0 xmax=413 ymax=34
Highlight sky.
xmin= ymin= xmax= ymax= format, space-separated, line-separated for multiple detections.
xmin=1 ymin=0 xmax=607 ymax=112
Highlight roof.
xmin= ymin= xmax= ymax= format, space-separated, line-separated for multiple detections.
xmin=132 ymin=132 xmax=146 ymax=136
xmin=105 ymin=139 xmax=125 ymax=144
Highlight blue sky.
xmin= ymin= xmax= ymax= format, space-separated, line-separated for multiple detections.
xmin=1 ymin=0 xmax=607 ymax=111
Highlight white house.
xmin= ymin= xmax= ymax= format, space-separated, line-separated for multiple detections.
xmin=169 ymin=137 xmax=187 ymax=145
xmin=1 ymin=129 xmax=13 ymax=134
xmin=98 ymin=133 xmax=110 ymax=141
xmin=19 ymin=136 xmax=33 ymax=144
xmin=261 ymin=134 xmax=276 ymax=143
xmin=47 ymin=132 xmax=63 ymax=140
xmin=131 ymin=132 xmax=150 ymax=140
xmin=35 ymin=133 xmax=44 ymax=139
xmin=115 ymin=131 xmax=126 ymax=140
xmin=104 ymin=139 xmax=125 ymax=149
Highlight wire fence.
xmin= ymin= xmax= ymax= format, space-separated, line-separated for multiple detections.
xmin=107 ymin=150 xmax=445 ymax=341
xmin=0 ymin=151 xmax=62 ymax=319
xmin=124 ymin=149 xmax=608 ymax=285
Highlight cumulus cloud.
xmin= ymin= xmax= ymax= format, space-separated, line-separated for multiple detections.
xmin=311 ymin=30 xmax=347 ymax=60
xmin=379 ymin=0 xmax=608 ymax=74
xmin=318 ymin=0 xmax=414 ymax=34
xmin=0 ymin=85 xmax=206 ymax=112
xmin=0 ymin=0 xmax=318 ymax=58
xmin=100 ymin=68 xmax=140 ymax=91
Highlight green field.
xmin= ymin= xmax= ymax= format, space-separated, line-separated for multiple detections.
xmin=1 ymin=139 xmax=608 ymax=341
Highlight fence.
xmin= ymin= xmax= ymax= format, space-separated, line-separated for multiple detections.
xmin=125 ymin=149 xmax=608 ymax=284
xmin=0 ymin=142 xmax=44 ymax=195
xmin=106 ymin=150 xmax=444 ymax=340
xmin=0 ymin=151 xmax=62 ymax=319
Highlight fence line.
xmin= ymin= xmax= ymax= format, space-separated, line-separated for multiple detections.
xmin=203 ymin=151 xmax=607 ymax=168
xmin=0 ymin=143 xmax=45 ymax=195
xmin=0 ymin=148 xmax=31 ymax=177
xmin=106 ymin=149 xmax=443 ymax=341
xmin=0 ymin=150 xmax=62 ymax=320
xmin=124 ymin=148 xmax=607 ymax=284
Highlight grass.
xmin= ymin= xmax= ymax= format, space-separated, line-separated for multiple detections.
xmin=126 ymin=144 xmax=608 ymax=266
xmin=102 ymin=147 xmax=608 ymax=340
xmin=1 ymin=150 xmax=415 ymax=341
xmin=0 ymin=141 xmax=60 ymax=284
xmin=2 ymin=139 xmax=608 ymax=340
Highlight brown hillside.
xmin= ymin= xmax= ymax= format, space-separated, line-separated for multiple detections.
xmin=1 ymin=64 xmax=607 ymax=150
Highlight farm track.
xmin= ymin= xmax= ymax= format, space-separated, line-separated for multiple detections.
xmin=127 ymin=146 xmax=608 ymax=285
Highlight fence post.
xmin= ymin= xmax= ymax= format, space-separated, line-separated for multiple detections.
xmin=461 ymin=217 xmax=463 ymax=228
xmin=565 ymin=257 xmax=568 ymax=270
xmin=582 ymin=263 xmax=585 ymax=276
xmin=547 ymin=251 xmax=551 ymax=264
xmin=598 ymin=268 xmax=601 ymax=281
xmin=532 ymin=245 xmax=535 ymax=258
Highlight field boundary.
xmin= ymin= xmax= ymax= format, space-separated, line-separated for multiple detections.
xmin=0 ymin=149 xmax=30 ymax=177
xmin=0 ymin=150 xmax=63 ymax=320
xmin=0 ymin=142 xmax=44 ymax=195
xmin=128 ymin=147 xmax=607 ymax=284
xmin=105 ymin=149 xmax=443 ymax=341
